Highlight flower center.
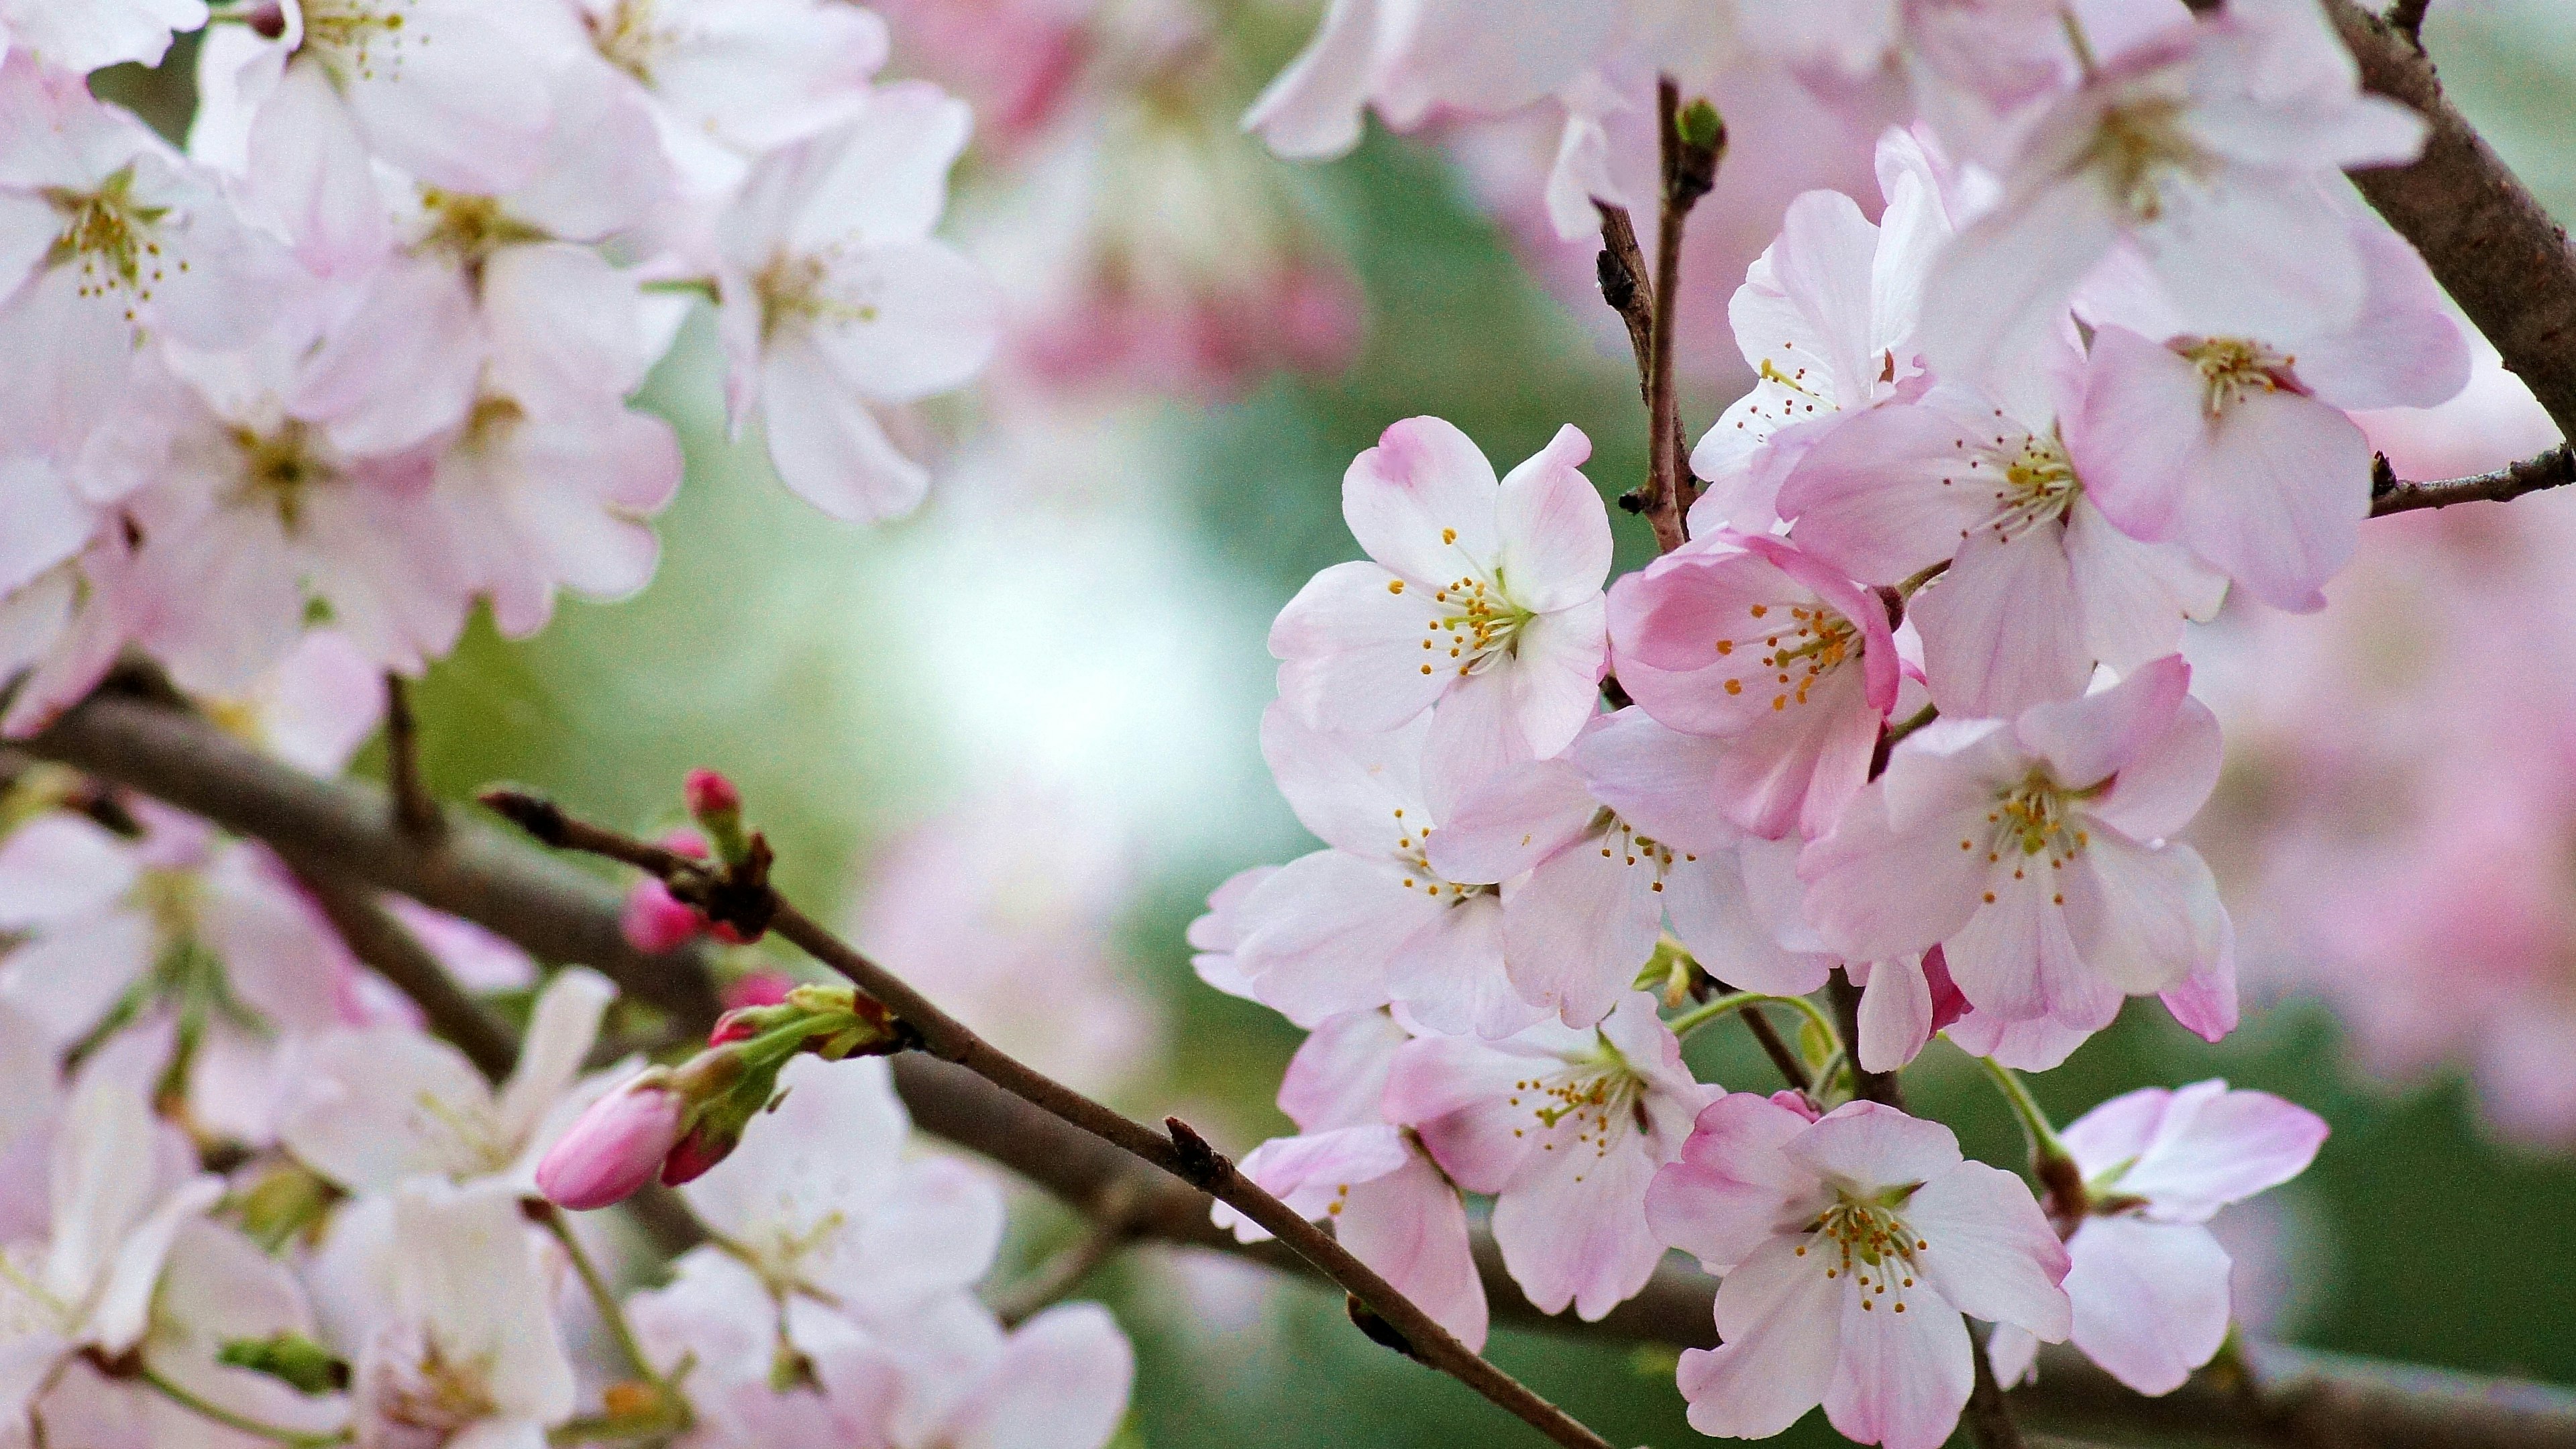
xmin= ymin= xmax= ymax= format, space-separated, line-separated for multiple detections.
xmin=1709 ymin=599 xmax=1860 ymax=713
xmin=1951 ymin=428 xmax=2080 ymax=543
xmin=2080 ymin=95 xmax=2216 ymax=224
xmin=1405 ymin=568 xmax=1534 ymax=680
xmin=588 ymin=0 xmax=674 ymax=84
xmin=1799 ymin=1192 xmax=1928 ymax=1313
xmin=1387 ymin=807 xmax=1491 ymax=903
xmin=301 ymin=1 xmax=419 ymax=84
xmin=1585 ymin=809 xmax=1694 ymax=896
xmin=374 ymin=1338 xmax=500 ymax=1445
xmin=2180 ymin=336 xmax=2296 ymax=417
xmin=1960 ymin=771 xmax=2096 ymax=906
xmin=46 ymin=168 xmax=175 ymax=317
xmin=229 ymin=421 xmax=341 ymax=532
xmin=754 ymin=250 xmax=881 ymax=343
xmin=1507 ymin=1038 xmax=1650 ymax=1182
xmin=415 ymin=190 xmax=547 ymax=266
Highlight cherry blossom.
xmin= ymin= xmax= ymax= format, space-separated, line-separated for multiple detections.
xmin=1428 ymin=708 xmax=1831 ymax=1028
xmin=1987 ymin=1081 xmax=2325 ymax=1395
xmin=1646 ymin=1093 xmax=2070 ymax=1448
xmin=0 ymin=1046 xmax=221 ymax=1434
xmin=1733 ymin=0 xmax=2070 ymax=152
xmin=1919 ymin=0 xmax=2425 ymax=383
xmin=429 ymin=399 xmax=682 ymax=640
xmin=715 ymin=83 xmax=1001 ymax=522
xmin=1215 ymin=1008 xmax=1489 ymax=1348
xmin=1226 ymin=704 xmax=1535 ymax=1039
xmin=0 ymin=0 xmax=207 ymax=74
xmin=1801 ymin=655 xmax=2231 ymax=1041
xmin=0 ymin=56 xmax=290 ymax=457
xmin=1385 ymin=991 xmax=1709 ymax=1320
xmin=1687 ymin=127 xmax=1952 ymax=534
xmin=1244 ymin=0 xmax=1617 ymax=162
xmin=1270 ymin=417 xmax=1611 ymax=812
xmin=1606 ymin=530 xmax=1898 ymax=840
xmin=1774 ymin=337 xmax=2225 ymax=717
xmin=1185 ymin=864 xmax=1277 ymax=1002
xmin=2065 ymin=209 xmax=2471 ymax=612
xmin=350 ymin=1180 xmax=576 ymax=1449
xmin=279 ymin=969 xmax=621 ymax=1196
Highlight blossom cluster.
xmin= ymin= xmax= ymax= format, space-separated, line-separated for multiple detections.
xmin=1184 ymin=0 xmax=2424 ymax=1440
xmin=0 ymin=0 xmax=1002 ymax=738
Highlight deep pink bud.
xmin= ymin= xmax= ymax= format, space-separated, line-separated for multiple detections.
xmin=536 ymin=1074 xmax=686 ymax=1211
xmin=684 ymin=769 xmax=741 ymax=818
xmin=722 ymin=970 xmax=795 ymax=1010
xmin=1923 ymin=945 xmax=1970 ymax=1035
xmin=621 ymin=879 xmax=704 ymax=954
xmin=658 ymin=1123 xmax=738 ymax=1187
xmin=708 ymin=1007 xmax=763 ymax=1046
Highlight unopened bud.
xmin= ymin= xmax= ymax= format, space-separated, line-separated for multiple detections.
xmin=722 ymin=969 xmax=796 ymax=1010
xmin=684 ymin=768 xmax=748 ymax=863
xmin=536 ymin=1070 xmax=687 ymax=1210
xmin=621 ymin=879 xmax=704 ymax=954
xmin=217 ymin=1334 xmax=350 ymax=1395
xmin=708 ymin=1006 xmax=768 ymax=1046
xmin=659 ymin=1119 xmax=741 ymax=1187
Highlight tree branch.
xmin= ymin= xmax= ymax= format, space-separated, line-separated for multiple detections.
xmin=297 ymin=873 xmax=519 ymax=1079
xmin=30 ymin=693 xmax=2576 ymax=1449
xmin=2371 ymin=445 xmax=2576 ymax=516
xmin=2330 ymin=0 xmax=2576 ymax=442
xmin=382 ymin=675 xmax=442 ymax=842
xmin=486 ymin=792 xmax=1619 ymax=1449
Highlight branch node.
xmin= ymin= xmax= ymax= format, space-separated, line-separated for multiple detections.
xmin=1164 ymin=1116 xmax=1230 ymax=1191
xmin=1346 ymin=1296 xmax=1424 ymax=1361
xmin=479 ymin=788 xmax=569 ymax=847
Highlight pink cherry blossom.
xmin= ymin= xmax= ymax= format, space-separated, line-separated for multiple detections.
xmin=1987 ymin=1081 xmax=2324 ymax=1395
xmin=1185 ymin=864 xmax=1277 ymax=1002
xmin=1774 ymin=337 xmax=2224 ymax=716
xmin=1244 ymin=0 xmax=1617 ymax=162
xmin=0 ymin=0 xmax=206 ymax=73
xmin=1801 ymin=655 xmax=2231 ymax=1041
xmin=1606 ymin=530 xmax=1898 ymax=839
xmin=1428 ymin=708 xmax=1833 ymax=1028
xmin=430 ymin=398 xmax=682 ymax=639
xmin=1919 ymin=0 xmax=2425 ymax=384
xmin=2065 ymin=209 xmax=2471 ymax=612
xmin=1214 ymin=1009 xmax=1489 ymax=1349
xmin=1271 ymin=417 xmax=1611 ymax=813
xmin=350 ymin=1181 xmax=576 ymax=1449
xmin=716 ymin=83 xmax=1000 ymax=523
xmin=0 ymin=58 xmax=292 ymax=458
xmin=1688 ymin=127 xmax=1955 ymax=535
xmin=1646 ymin=1093 xmax=2070 ymax=1448
xmin=1733 ymin=0 xmax=2073 ymax=154
xmin=1385 ymin=991 xmax=1710 ymax=1320
xmin=1228 ymin=704 xmax=1536 ymax=1039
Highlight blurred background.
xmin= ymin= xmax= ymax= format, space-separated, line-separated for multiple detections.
xmin=124 ymin=0 xmax=2573 ymax=1442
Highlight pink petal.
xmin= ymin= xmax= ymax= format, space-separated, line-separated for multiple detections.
xmin=1339 ymin=1148 xmax=1489 ymax=1350
xmin=1270 ymin=561 xmax=1456 ymax=735
xmin=1676 ymin=1234 xmax=1839 ymax=1440
xmin=1342 ymin=417 xmax=1501 ymax=586
xmin=1904 ymin=1163 xmax=2071 ymax=1336
xmin=1231 ymin=850 xmax=1424 ymax=1028
xmin=2062 ymin=1217 xmax=2231 ymax=1396
xmin=1910 ymin=521 xmax=2092 ymax=718
xmin=2176 ymin=387 xmax=2371 ymax=613
xmin=2013 ymin=653 xmax=2192 ymax=792
xmin=1256 ymin=702 xmax=1428 ymax=859
xmin=1503 ymin=841 xmax=1662 ymax=1029
xmin=1491 ymin=424 xmax=1609 ymax=612
xmin=1821 ymin=1275 xmax=1974 ymax=1449
xmin=1428 ymin=755 xmax=1600 ymax=884
xmin=1775 ymin=402 xmax=1989 ymax=584
xmin=1647 ymin=1093 xmax=1823 ymax=1272
xmin=1277 ymin=1009 xmax=1409 ymax=1134
xmin=1570 ymin=707 xmax=1742 ymax=855
xmin=1786 ymin=1101 xmax=1963 ymax=1191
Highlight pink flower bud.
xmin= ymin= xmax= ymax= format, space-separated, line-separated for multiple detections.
xmin=684 ymin=768 xmax=741 ymax=818
xmin=536 ymin=1074 xmax=686 ymax=1211
xmin=1923 ymin=945 xmax=1969 ymax=1035
xmin=621 ymin=879 xmax=704 ymax=954
xmin=708 ymin=1006 xmax=763 ymax=1046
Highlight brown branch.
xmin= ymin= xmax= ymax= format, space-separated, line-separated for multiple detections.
xmin=487 ymin=794 xmax=1618 ymax=1449
xmin=1644 ymin=78 xmax=1718 ymax=549
xmin=1969 ymin=1328 xmax=2033 ymax=1449
xmin=2371 ymin=445 xmax=2576 ymax=516
xmin=32 ymin=693 xmax=2576 ymax=1448
xmin=382 ymin=675 xmax=443 ymax=842
xmin=2385 ymin=0 xmax=2432 ymax=46
xmin=297 ymin=873 xmax=518 ymax=1079
xmin=989 ymin=1182 xmax=1144 ymax=1328
xmin=2330 ymin=0 xmax=2576 ymax=442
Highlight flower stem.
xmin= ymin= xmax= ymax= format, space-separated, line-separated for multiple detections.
xmin=539 ymin=1204 xmax=686 ymax=1418
xmin=140 ymin=1367 xmax=350 ymax=1449
xmin=1977 ymin=1057 xmax=2089 ymax=1224
xmin=1666 ymin=991 xmax=1838 ymax=1054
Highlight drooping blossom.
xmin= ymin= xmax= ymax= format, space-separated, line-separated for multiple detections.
xmin=1987 ymin=1081 xmax=2324 ymax=1395
xmin=0 ymin=56 xmax=290 ymax=456
xmin=1606 ymin=530 xmax=1898 ymax=840
xmin=2065 ymin=207 xmax=2471 ymax=612
xmin=1271 ymin=417 xmax=1611 ymax=812
xmin=350 ymin=1180 xmax=576 ymax=1449
xmin=1646 ymin=1093 xmax=2070 ymax=1448
xmin=279 ymin=969 xmax=622 ymax=1195
xmin=1428 ymin=708 xmax=1831 ymax=1028
xmin=1215 ymin=1008 xmax=1489 ymax=1349
xmin=1919 ymin=0 xmax=2426 ymax=384
xmin=1801 ymin=655 xmax=2233 ymax=1043
xmin=716 ymin=83 xmax=1001 ymax=522
xmin=1385 ymin=991 xmax=1710 ymax=1320
xmin=1687 ymin=126 xmax=1953 ymax=534
xmin=1227 ymin=704 xmax=1536 ymax=1040
xmin=1774 ymin=335 xmax=2224 ymax=717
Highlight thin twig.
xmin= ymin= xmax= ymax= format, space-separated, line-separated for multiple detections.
xmin=2386 ymin=0 xmax=2432 ymax=44
xmin=1640 ymin=78 xmax=1720 ymax=553
xmin=990 ymin=1187 xmax=1143 ymax=1328
xmin=2370 ymin=445 xmax=2576 ymax=516
xmin=297 ymin=873 xmax=518 ymax=1079
xmin=1827 ymin=973 xmax=1904 ymax=1108
xmin=1968 ymin=1327 xmax=2033 ymax=1449
xmin=1739 ymin=1005 xmax=1813 ymax=1095
xmin=1595 ymin=201 xmax=1698 ymax=538
xmin=383 ymin=675 xmax=442 ymax=842
xmin=487 ymin=794 xmax=1619 ymax=1449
